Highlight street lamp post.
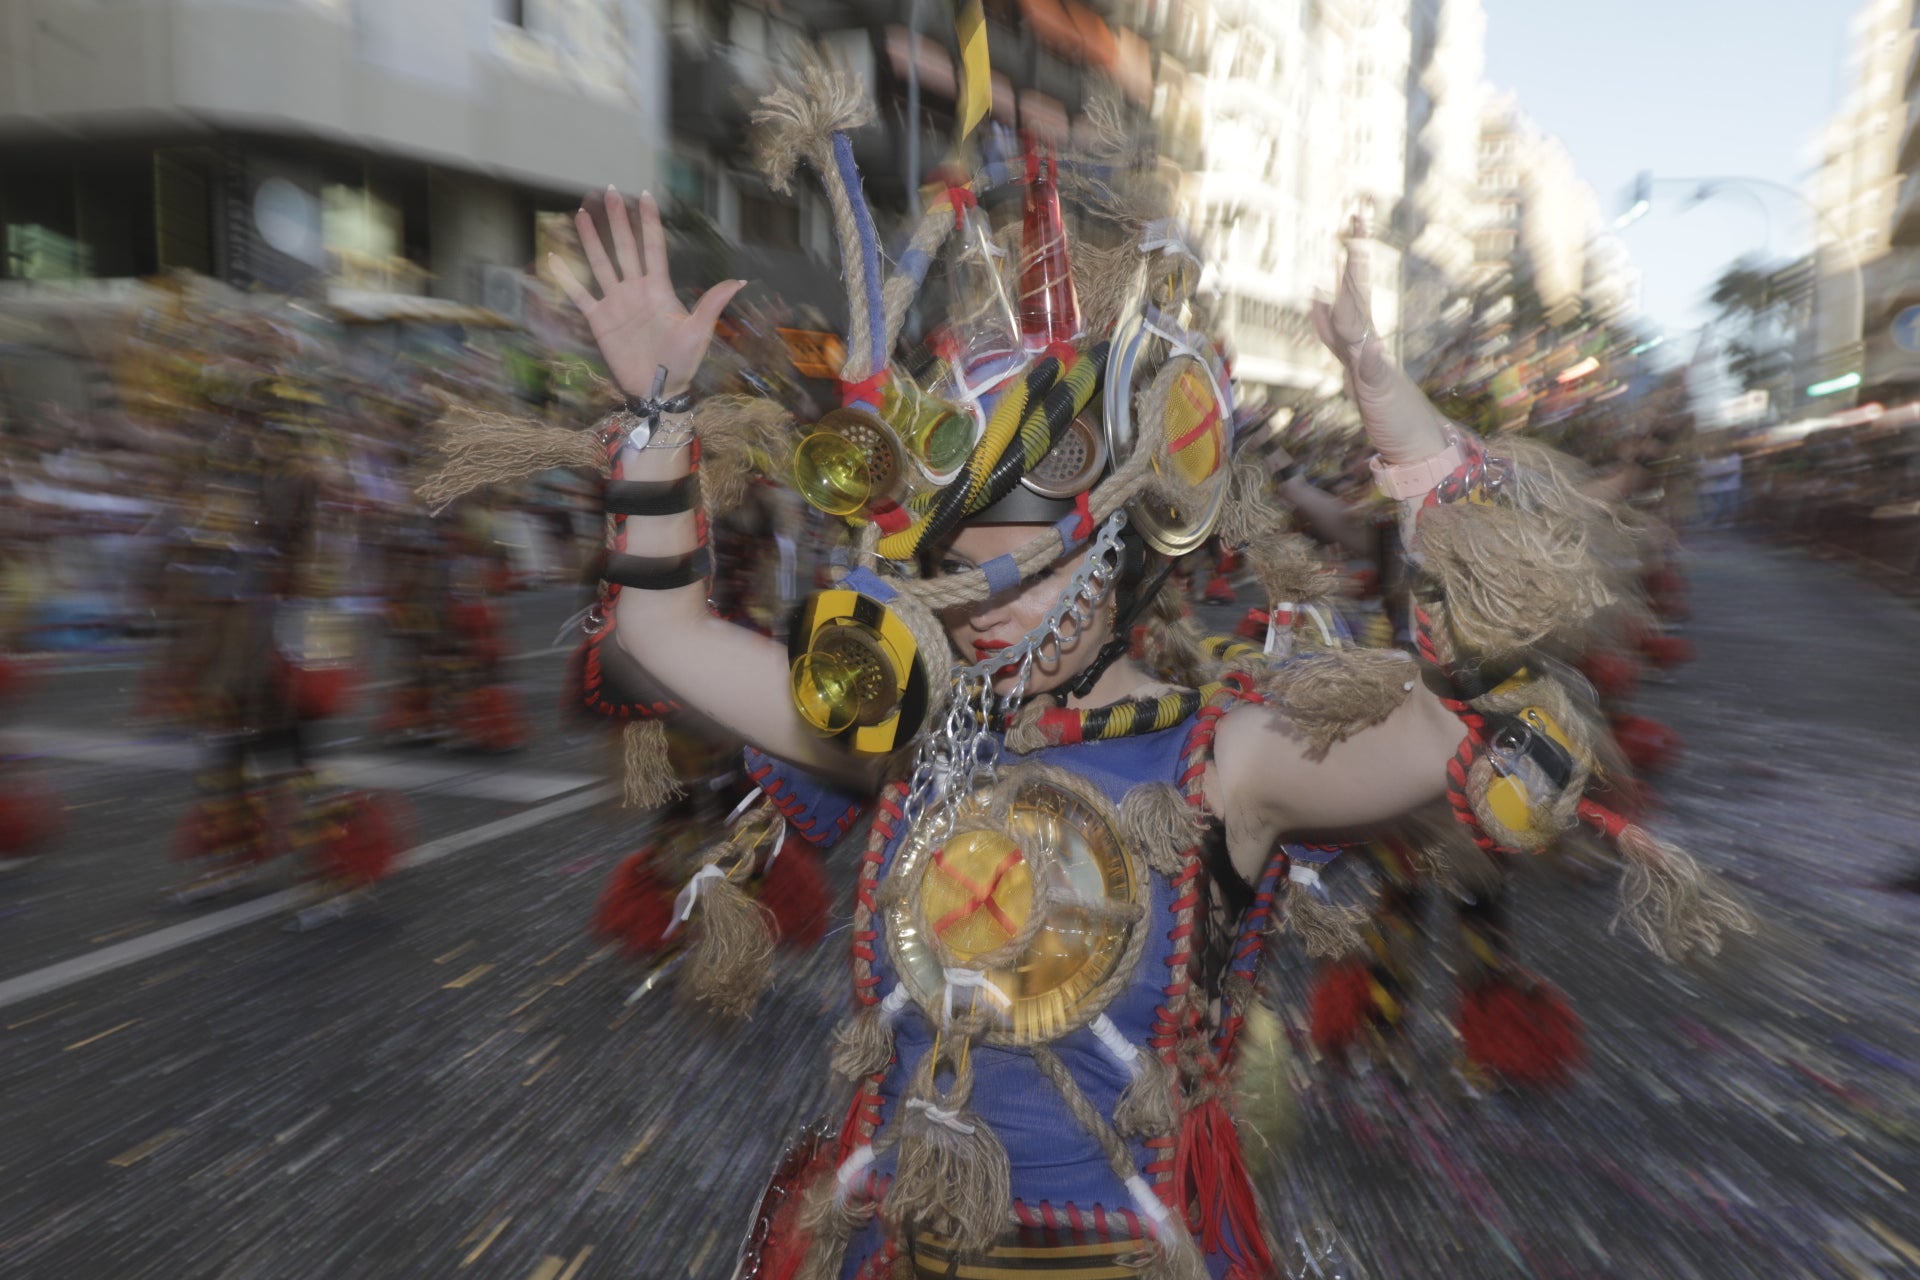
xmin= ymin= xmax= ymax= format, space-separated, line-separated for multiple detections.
xmin=1616 ymin=173 xmax=1866 ymax=412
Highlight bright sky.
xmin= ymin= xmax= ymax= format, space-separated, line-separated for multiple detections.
xmin=1482 ymin=0 xmax=1857 ymax=348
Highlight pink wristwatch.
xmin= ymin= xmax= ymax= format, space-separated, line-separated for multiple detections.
xmin=1370 ymin=439 xmax=1467 ymax=502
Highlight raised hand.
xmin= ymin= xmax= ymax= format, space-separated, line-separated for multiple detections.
xmin=550 ymin=187 xmax=745 ymax=401
xmin=1311 ymin=215 xmax=1451 ymax=466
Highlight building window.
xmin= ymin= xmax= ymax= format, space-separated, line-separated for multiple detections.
xmin=739 ymin=190 xmax=799 ymax=250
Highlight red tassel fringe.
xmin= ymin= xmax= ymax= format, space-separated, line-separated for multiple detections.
xmin=1174 ymin=1095 xmax=1274 ymax=1276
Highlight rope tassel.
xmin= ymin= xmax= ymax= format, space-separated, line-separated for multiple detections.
xmin=884 ymin=1047 xmax=1011 ymax=1256
xmin=1278 ymin=862 xmax=1369 ymax=959
xmin=1581 ymin=801 xmax=1756 ymax=960
xmin=620 ymin=719 xmax=683 ymax=809
xmin=793 ymin=1152 xmax=874 ymax=1280
xmin=1120 ymin=782 xmax=1202 ymax=877
xmin=829 ymin=985 xmax=911 ymax=1080
xmin=1088 ymin=1014 xmax=1181 ymax=1139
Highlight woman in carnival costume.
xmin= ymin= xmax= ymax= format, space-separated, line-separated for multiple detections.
xmin=421 ymin=69 xmax=1750 ymax=1280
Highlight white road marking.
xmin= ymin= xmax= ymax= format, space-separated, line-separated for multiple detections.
xmin=13 ymin=727 xmax=597 ymax=803
xmin=0 ymin=783 xmax=617 ymax=1009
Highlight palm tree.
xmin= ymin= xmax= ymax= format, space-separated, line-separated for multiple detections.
xmin=1706 ymin=255 xmax=1805 ymax=397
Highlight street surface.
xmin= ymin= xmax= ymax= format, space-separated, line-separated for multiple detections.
xmin=1 ymin=537 xmax=1917 ymax=1279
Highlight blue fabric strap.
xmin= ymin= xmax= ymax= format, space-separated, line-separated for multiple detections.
xmin=841 ymin=567 xmax=897 ymax=603
xmin=981 ymin=554 xmax=1022 ymax=596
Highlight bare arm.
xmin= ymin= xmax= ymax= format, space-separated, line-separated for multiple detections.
xmin=1266 ymin=455 xmax=1374 ymax=557
xmin=1207 ymin=684 xmax=1466 ymax=882
xmin=610 ymin=444 xmax=880 ymax=784
xmin=554 ymin=188 xmax=876 ymax=786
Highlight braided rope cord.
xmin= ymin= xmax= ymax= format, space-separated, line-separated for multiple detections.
xmin=1140 ymin=672 xmax=1261 ymax=1212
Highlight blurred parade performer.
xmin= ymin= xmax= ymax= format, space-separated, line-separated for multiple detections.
xmin=420 ymin=66 xmax=1750 ymax=1279
xmin=0 ymin=645 xmax=62 ymax=873
xmin=161 ymin=373 xmax=405 ymax=925
xmin=373 ymin=504 xmax=529 ymax=752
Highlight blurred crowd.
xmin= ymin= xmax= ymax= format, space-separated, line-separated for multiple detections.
xmin=6 ymin=244 xmax=1918 ymax=672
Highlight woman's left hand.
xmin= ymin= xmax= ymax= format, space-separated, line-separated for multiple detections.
xmin=1311 ymin=215 xmax=1452 ymax=466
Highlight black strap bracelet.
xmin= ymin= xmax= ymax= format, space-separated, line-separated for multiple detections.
xmin=603 ymin=546 xmax=713 ymax=591
xmin=605 ymin=476 xmax=700 ymax=517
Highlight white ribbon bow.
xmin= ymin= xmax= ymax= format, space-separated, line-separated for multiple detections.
xmin=905 ymin=1097 xmax=977 ymax=1136
xmin=1288 ymin=862 xmax=1323 ymax=891
xmin=662 ymin=863 xmax=726 ymax=939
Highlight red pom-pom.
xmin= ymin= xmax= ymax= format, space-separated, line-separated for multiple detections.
xmin=759 ymin=833 xmax=830 ymax=949
xmin=1459 ymin=975 xmax=1586 ymax=1085
xmin=1578 ymin=649 xmax=1639 ymax=703
xmin=375 ymin=686 xmax=436 ymax=738
xmin=1216 ymin=548 xmax=1243 ymax=574
xmin=315 ymin=792 xmax=409 ymax=887
xmin=1638 ymin=632 xmax=1695 ymax=670
xmin=1610 ymin=713 xmax=1683 ymax=774
xmin=273 ymin=656 xmax=359 ymax=722
xmin=449 ymin=600 xmax=504 ymax=668
xmin=593 ymin=849 xmax=679 ymax=956
xmin=1309 ymin=957 xmax=1380 ymax=1056
xmin=1234 ymin=607 xmax=1268 ymax=640
xmin=0 ymin=779 xmax=61 ymax=854
xmin=1202 ymin=573 xmax=1236 ymax=604
xmin=452 ymin=683 xmax=528 ymax=752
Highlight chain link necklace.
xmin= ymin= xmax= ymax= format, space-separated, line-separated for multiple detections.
xmin=903 ymin=511 xmax=1129 ymax=840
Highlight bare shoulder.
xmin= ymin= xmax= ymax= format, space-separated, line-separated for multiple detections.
xmin=1206 ymin=700 xmax=1310 ymax=829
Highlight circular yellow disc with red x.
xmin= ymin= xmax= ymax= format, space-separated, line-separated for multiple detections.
xmin=921 ymin=830 xmax=1035 ymax=961
xmin=885 ymin=771 xmax=1148 ymax=1046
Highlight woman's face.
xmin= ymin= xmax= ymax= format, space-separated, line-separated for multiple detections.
xmin=934 ymin=523 xmax=1110 ymax=697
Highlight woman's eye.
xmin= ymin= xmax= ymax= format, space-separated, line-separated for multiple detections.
xmin=937 ymin=559 xmax=970 ymax=576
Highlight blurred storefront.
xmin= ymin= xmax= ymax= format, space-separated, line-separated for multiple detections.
xmin=0 ymin=0 xmax=667 ymax=311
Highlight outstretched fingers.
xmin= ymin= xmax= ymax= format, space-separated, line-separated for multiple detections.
xmin=639 ymin=192 xmax=671 ymax=289
xmin=1332 ymin=235 xmax=1373 ymax=348
xmin=574 ymin=204 xmax=620 ymax=296
xmin=606 ymin=185 xmax=642 ymax=281
xmin=550 ymin=255 xmax=596 ymax=314
xmin=689 ymin=279 xmax=748 ymax=335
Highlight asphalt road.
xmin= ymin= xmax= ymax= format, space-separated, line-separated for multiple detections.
xmin=1 ymin=538 xmax=1917 ymax=1280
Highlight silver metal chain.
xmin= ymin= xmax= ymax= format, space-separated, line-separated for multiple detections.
xmin=902 ymin=511 xmax=1129 ymax=838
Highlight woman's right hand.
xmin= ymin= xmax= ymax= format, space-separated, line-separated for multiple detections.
xmin=550 ymin=187 xmax=745 ymax=401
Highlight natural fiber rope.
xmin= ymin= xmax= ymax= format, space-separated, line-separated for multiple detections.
xmin=1030 ymin=1045 xmax=1155 ymax=1191
xmin=881 ymin=195 xmax=965 ymax=354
